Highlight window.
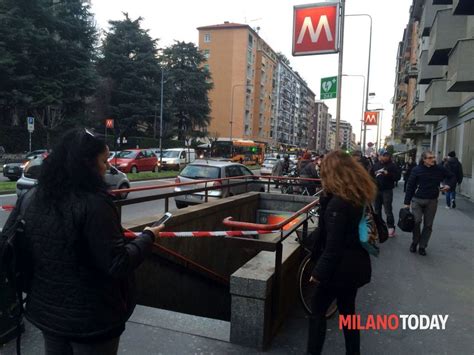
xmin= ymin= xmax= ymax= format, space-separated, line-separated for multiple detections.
xmin=238 ymin=166 xmax=253 ymax=176
xmin=248 ymin=34 xmax=253 ymax=47
xmin=226 ymin=165 xmax=243 ymax=177
xmin=180 ymin=151 xmax=186 ymax=159
xmin=204 ymin=33 xmax=211 ymax=43
xmin=204 ymin=49 xmax=210 ymax=59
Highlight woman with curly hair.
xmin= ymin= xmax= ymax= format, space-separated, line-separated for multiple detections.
xmin=307 ymin=150 xmax=377 ymax=355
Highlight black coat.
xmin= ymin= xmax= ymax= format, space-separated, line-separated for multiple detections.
xmin=311 ymin=194 xmax=371 ymax=289
xmin=404 ymin=164 xmax=456 ymax=204
xmin=10 ymin=189 xmax=155 ymax=341
xmin=371 ymin=159 xmax=399 ymax=191
xmin=444 ymin=157 xmax=463 ymax=185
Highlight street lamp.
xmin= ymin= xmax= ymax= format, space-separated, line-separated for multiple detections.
xmin=342 ymin=74 xmax=366 ymax=151
xmin=346 ymin=13 xmax=373 ymax=155
xmin=230 ymin=83 xmax=252 ymax=155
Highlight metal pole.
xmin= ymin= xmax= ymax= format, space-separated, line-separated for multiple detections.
xmin=346 ymin=14 xmax=373 ymax=155
xmin=159 ymin=69 xmax=164 ymax=169
xmin=335 ymin=0 xmax=346 ymax=150
xmin=342 ymin=74 xmax=365 ymax=151
xmin=29 ymin=132 xmax=32 ymax=152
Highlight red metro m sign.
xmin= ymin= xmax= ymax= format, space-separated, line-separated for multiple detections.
xmin=292 ymin=2 xmax=340 ymax=56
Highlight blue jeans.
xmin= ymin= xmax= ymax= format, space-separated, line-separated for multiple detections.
xmin=446 ymin=189 xmax=456 ymax=207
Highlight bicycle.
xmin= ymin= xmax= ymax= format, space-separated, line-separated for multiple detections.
xmin=296 ymin=207 xmax=338 ymax=318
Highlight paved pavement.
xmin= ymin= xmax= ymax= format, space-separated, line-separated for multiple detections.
xmin=1 ymin=186 xmax=473 ymax=354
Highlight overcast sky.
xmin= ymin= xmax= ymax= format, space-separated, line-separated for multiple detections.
xmin=91 ymin=0 xmax=412 ymax=146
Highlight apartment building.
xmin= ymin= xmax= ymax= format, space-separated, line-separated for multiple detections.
xmin=314 ymin=101 xmax=331 ymax=153
xmin=392 ymin=0 xmax=473 ymax=197
xmin=330 ymin=119 xmax=353 ymax=150
xmin=197 ymin=22 xmax=315 ymax=149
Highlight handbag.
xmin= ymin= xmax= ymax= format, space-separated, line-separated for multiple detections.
xmin=358 ymin=204 xmax=380 ymax=256
xmin=397 ymin=207 xmax=415 ymax=232
xmin=370 ymin=204 xmax=389 ymax=243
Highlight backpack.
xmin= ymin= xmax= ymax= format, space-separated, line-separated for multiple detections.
xmin=397 ymin=207 xmax=415 ymax=232
xmin=0 ymin=190 xmax=34 ymax=354
xmin=358 ymin=204 xmax=389 ymax=257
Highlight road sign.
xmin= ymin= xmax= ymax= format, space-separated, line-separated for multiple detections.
xmin=364 ymin=111 xmax=379 ymax=125
xmin=105 ymin=118 xmax=114 ymax=129
xmin=27 ymin=117 xmax=34 ymax=132
xmin=292 ymin=2 xmax=340 ymax=56
xmin=320 ymin=76 xmax=338 ymax=99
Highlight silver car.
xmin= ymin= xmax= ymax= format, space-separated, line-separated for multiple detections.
xmin=16 ymin=156 xmax=131 ymax=199
xmin=174 ymin=160 xmax=263 ymax=208
xmin=260 ymin=158 xmax=278 ymax=176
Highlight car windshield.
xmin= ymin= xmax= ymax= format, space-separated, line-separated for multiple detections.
xmin=162 ymin=150 xmax=180 ymax=158
xmin=180 ymin=165 xmax=220 ymax=179
xmin=116 ymin=150 xmax=137 ymax=159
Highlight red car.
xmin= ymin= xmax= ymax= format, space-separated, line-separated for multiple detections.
xmin=112 ymin=149 xmax=158 ymax=173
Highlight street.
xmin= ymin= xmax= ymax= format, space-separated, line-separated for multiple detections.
xmin=0 ymin=179 xmax=178 ymax=229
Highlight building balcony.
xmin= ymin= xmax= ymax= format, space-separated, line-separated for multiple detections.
xmin=424 ymin=79 xmax=463 ymax=115
xmin=402 ymin=123 xmax=430 ymax=139
xmin=418 ymin=50 xmax=445 ymax=84
xmin=420 ymin=3 xmax=451 ymax=36
xmin=428 ymin=9 xmax=468 ymax=65
xmin=414 ymin=101 xmax=442 ymax=124
xmin=447 ymin=39 xmax=474 ymax=92
xmin=453 ymin=0 xmax=474 ymax=14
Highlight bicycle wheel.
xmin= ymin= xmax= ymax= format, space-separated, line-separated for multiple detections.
xmin=298 ymin=254 xmax=338 ymax=318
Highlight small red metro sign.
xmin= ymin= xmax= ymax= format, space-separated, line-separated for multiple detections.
xmin=293 ymin=2 xmax=340 ymax=56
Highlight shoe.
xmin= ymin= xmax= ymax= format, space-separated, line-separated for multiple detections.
xmin=410 ymin=243 xmax=417 ymax=253
xmin=418 ymin=248 xmax=427 ymax=256
xmin=445 ymin=206 xmax=451 ymax=209
xmin=388 ymin=228 xmax=395 ymax=237
xmin=452 ymin=200 xmax=456 ymax=209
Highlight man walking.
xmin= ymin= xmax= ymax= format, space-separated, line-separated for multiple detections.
xmin=272 ymin=154 xmax=284 ymax=188
xmin=404 ymin=151 xmax=456 ymax=256
xmin=443 ymin=151 xmax=463 ymax=209
xmin=371 ymin=151 xmax=399 ymax=237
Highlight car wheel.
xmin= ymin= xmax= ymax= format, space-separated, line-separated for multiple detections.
xmin=175 ymin=201 xmax=187 ymax=209
xmin=174 ymin=164 xmax=180 ymax=171
xmin=118 ymin=183 xmax=129 ymax=200
xmin=131 ymin=166 xmax=138 ymax=174
xmin=8 ymin=177 xmax=18 ymax=181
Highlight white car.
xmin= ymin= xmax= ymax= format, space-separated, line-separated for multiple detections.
xmin=157 ymin=148 xmax=196 ymax=171
xmin=260 ymin=158 xmax=278 ymax=176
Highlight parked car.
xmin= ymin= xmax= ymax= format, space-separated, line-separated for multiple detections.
xmin=3 ymin=149 xmax=48 ymax=181
xmin=174 ymin=160 xmax=263 ymax=208
xmin=107 ymin=151 xmax=119 ymax=162
xmin=157 ymin=148 xmax=196 ymax=171
xmin=112 ymin=149 xmax=158 ymax=173
xmin=260 ymin=158 xmax=278 ymax=176
xmin=16 ymin=155 xmax=131 ymax=199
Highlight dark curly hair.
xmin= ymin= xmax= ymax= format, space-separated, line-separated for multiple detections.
xmin=38 ymin=129 xmax=108 ymax=201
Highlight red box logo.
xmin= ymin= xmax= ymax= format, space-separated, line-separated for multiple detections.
xmin=293 ymin=3 xmax=340 ymax=56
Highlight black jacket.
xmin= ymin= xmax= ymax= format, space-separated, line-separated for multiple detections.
xmin=311 ymin=194 xmax=371 ymax=289
xmin=444 ymin=157 xmax=463 ymax=185
xmin=371 ymin=159 xmax=399 ymax=191
xmin=403 ymin=162 xmax=417 ymax=180
xmin=404 ymin=164 xmax=456 ymax=205
xmin=10 ymin=188 xmax=154 ymax=341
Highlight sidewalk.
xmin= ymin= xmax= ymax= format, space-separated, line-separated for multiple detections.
xmin=1 ymin=186 xmax=473 ymax=354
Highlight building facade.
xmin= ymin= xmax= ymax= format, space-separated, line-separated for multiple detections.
xmin=392 ymin=0 xmax=473 ymax=198
xmin=197 ymin=22 xmax=315 ymax=150
xmin=330 ymin=119 xmax=353 ymax=151
xmin=314 ymin=101 xmax=331 ymax=153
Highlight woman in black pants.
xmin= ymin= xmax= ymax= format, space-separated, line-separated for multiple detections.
xmin=308 ymin=150 xmax=376 ymax=355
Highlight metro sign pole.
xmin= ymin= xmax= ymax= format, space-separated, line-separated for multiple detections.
xmin=293 ymin=1 xmax=345 ymax=149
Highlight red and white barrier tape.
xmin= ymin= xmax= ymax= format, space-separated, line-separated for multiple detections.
xmin=0 ymin=205 xmax=14 ymax=212
xmin=124 ymin=230 xmax=280 ymax=239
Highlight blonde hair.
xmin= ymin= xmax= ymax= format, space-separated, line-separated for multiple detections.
xmin=320 ymin=150 xmax=377 ymax=206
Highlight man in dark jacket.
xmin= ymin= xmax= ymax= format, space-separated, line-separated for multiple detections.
xmin=371 ymin=151 xmax=399 ymax=237
xmin=404 ymin=151 xmax=456 ymax=256
xmin=443 ymin=151 xmax=463 ymax=208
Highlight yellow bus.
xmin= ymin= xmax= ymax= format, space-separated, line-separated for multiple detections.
xmin=211 ymin=140 xmax=265 ymax=165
